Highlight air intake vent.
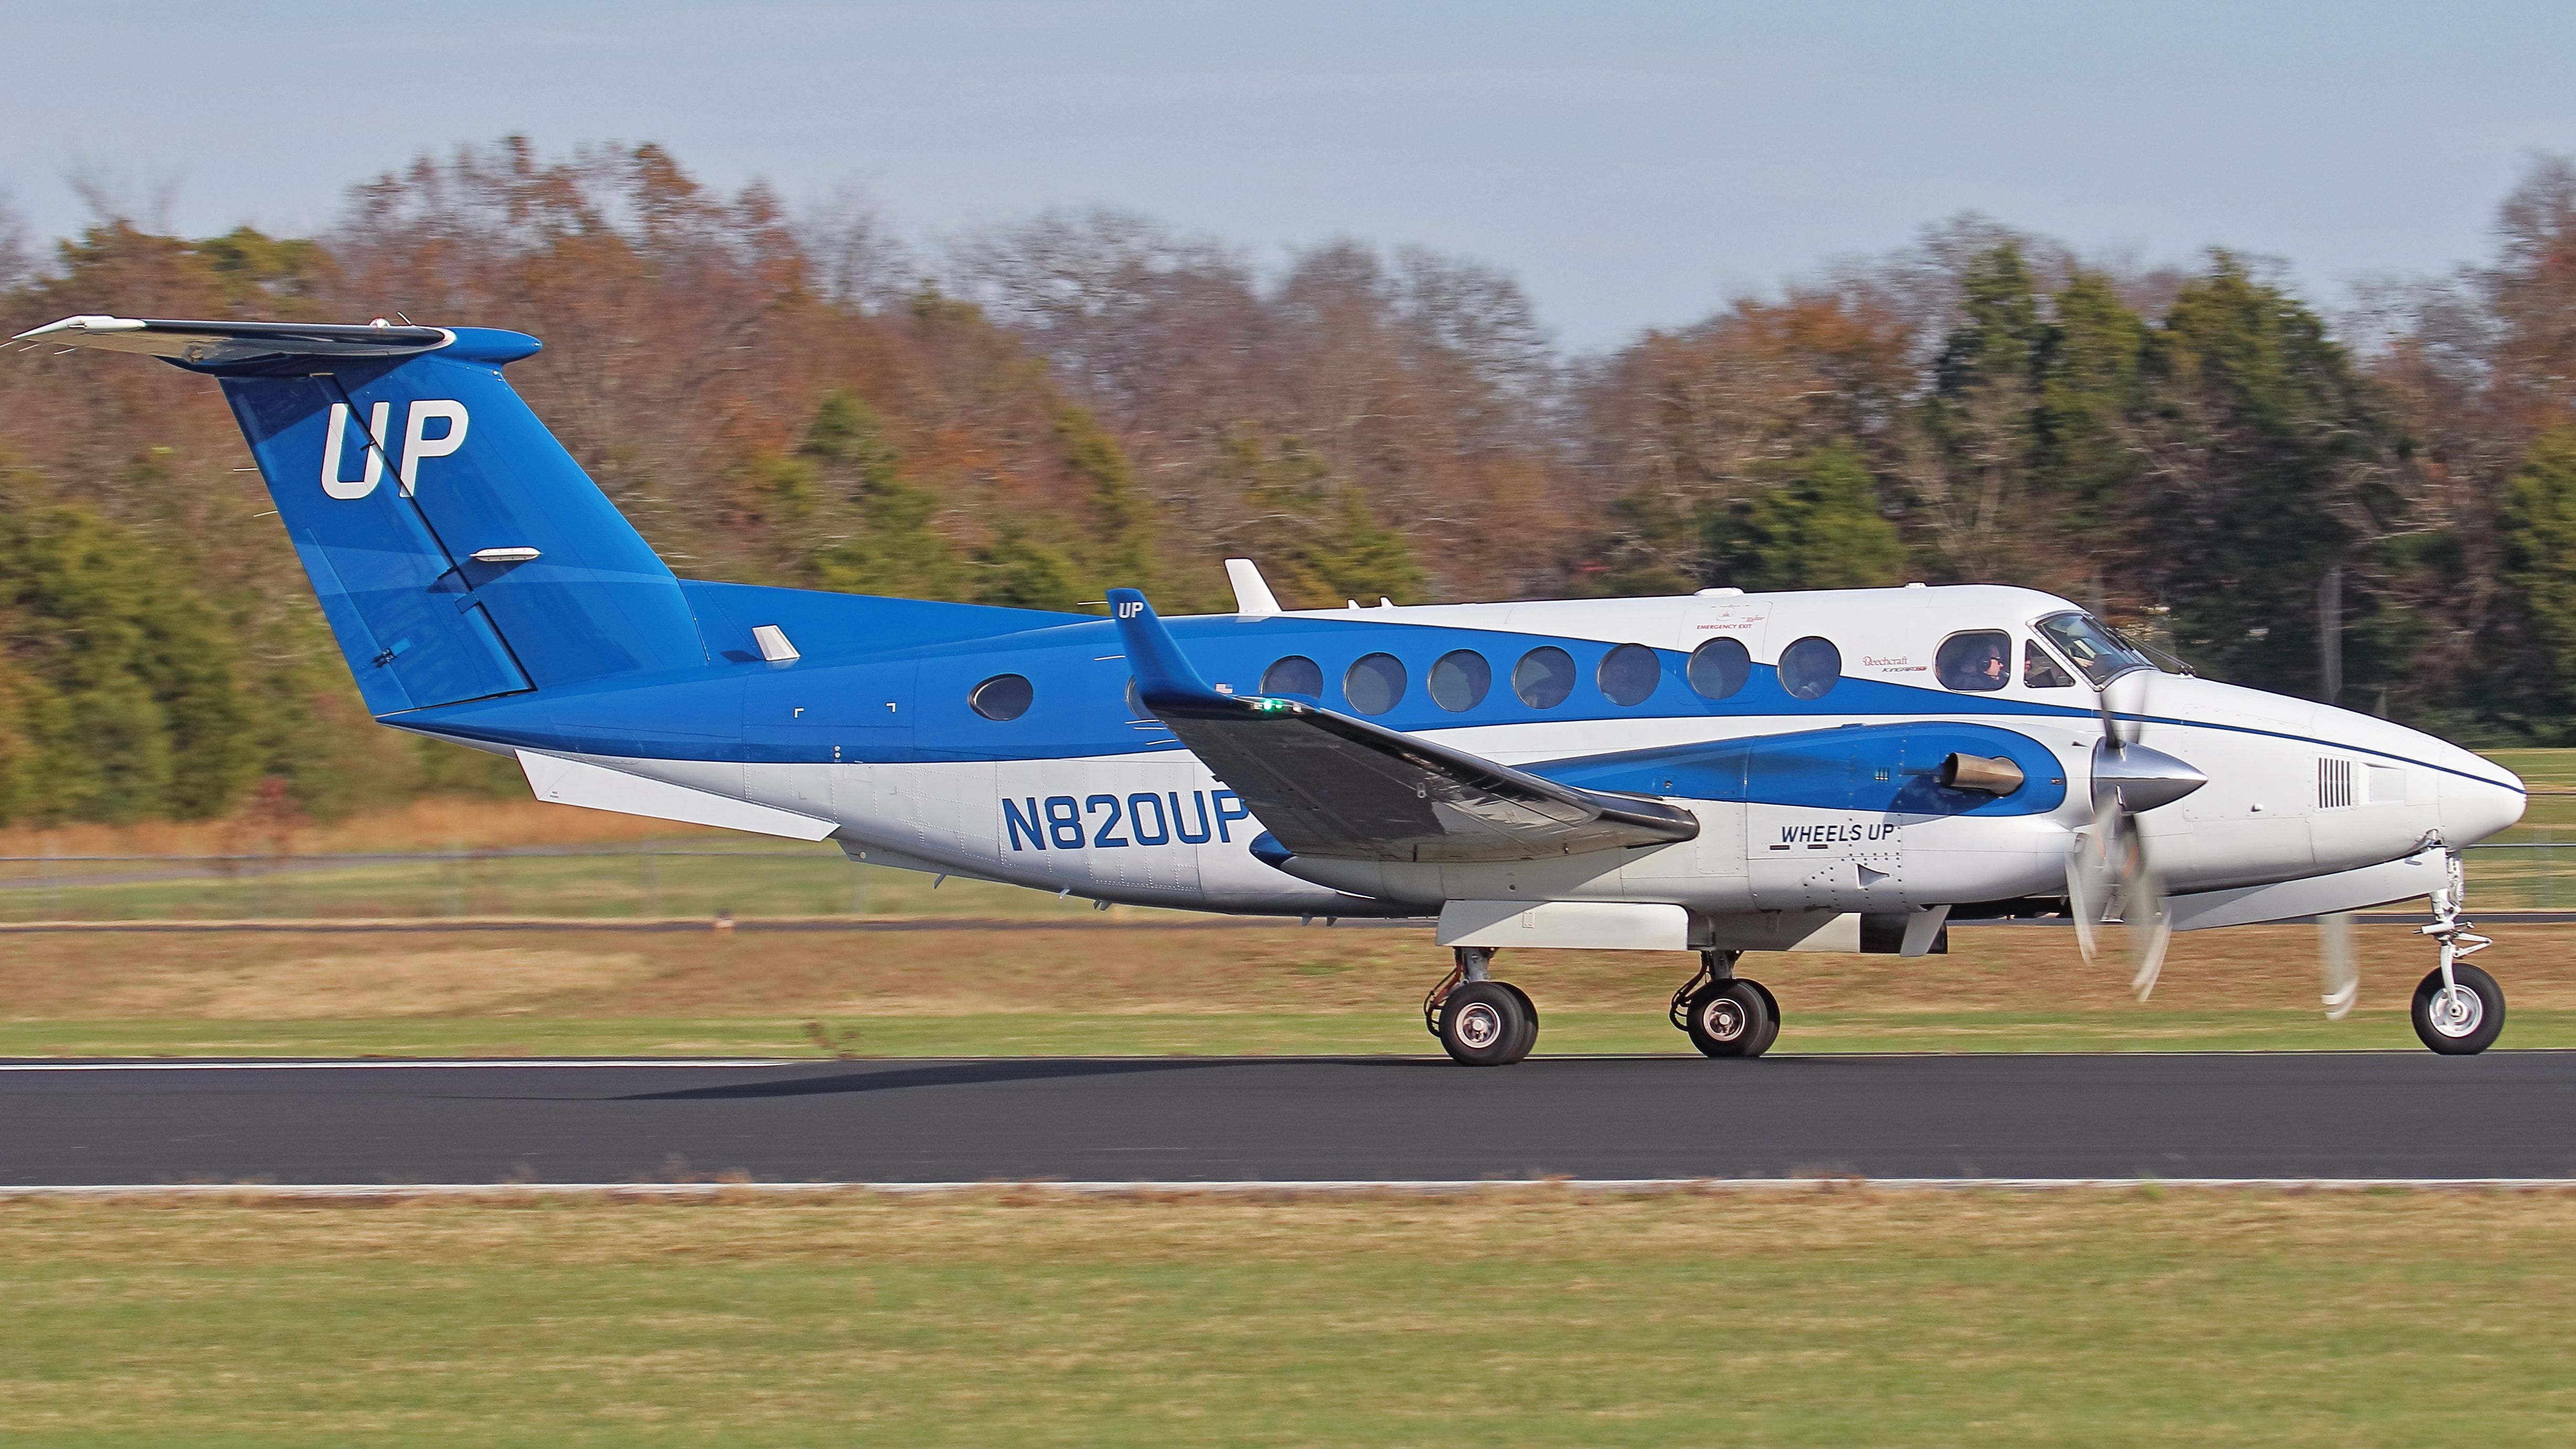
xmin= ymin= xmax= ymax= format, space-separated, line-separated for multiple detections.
xmin=2318 ymin=757 xmax=2355 ymax=809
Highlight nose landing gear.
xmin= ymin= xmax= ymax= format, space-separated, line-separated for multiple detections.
xmin=1425 ymin=947 xmax=1537 ymax=1066
xmin=1670 ymin=950 xmax=1780 ymax=1059
xmin=2414 ymin=862 xmax=2503 ymax=1054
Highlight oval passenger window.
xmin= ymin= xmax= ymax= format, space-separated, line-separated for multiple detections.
xmin=1513 ymin=646 xmax=1576 ymax=709
xmin=969 ymin=673 xmax=1034 ymax=722
xmin=1262 ymin=655 xmax=1324 ymax=698
xmin=1597 ymin=643 xmax=1660 ymax=707
xmin=1777 ymin=636 xmax=1841 ymax=701
xmin=1688 ymin=637 xmax=1751 ymax=700
xmin=1428 ymin=649 xmax=1491 ymax=712
xmin=1343 ymin=653 xmax=1407 ymax=716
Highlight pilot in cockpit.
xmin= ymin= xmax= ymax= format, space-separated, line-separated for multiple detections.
xmin=1936 ymin=632 xmax=2014 ymax=692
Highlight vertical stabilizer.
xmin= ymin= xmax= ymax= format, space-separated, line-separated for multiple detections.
xmin=18 ymin=317 xmax=710 ymax=713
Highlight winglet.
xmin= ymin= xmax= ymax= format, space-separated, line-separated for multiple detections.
xmin=1106 ymin=589 xmax=1227 ymax=711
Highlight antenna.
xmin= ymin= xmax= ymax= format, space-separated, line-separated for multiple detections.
xmin=2319 ymin=564 xmax=2343 ymax=706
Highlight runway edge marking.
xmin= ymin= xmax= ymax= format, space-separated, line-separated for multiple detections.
xmin=5 ymin=1179 xmax=2576 ymax=1199
xmin=0 ymin=1059 xmax=799 ymax=1071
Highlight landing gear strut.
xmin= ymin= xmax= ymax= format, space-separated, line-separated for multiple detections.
xmin=2413 ymin=860 xmax=2504 ymax=1055
xmin=1425 ymin=947 xmax=1537 ymax=1066
xmin=1670 ymin=950 xmax=1780 ymax=1059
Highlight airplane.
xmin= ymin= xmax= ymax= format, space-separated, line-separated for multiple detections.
xmin=14 ymin=313 xmax=2530 ymax=1063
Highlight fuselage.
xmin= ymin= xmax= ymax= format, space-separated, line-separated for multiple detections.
xmin=400 ymin=581 xmax=2527 ymax=922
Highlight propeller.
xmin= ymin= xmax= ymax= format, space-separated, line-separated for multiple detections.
xmin=2318 ymin=911 xmax=2359 ymax=1020
xmin=2311 ymin=570 xmax=2359 ymax=1020
xmin=2066 ymin=669 xmax=2205 ymax=1000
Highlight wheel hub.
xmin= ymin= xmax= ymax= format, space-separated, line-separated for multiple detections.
xmin=1454 ymin=1001 xmax=1504 ymax=1050
xmin=2430 ymin=984 xmax=2484 ymax=1038
xmin=1699 ymin=996 xmax=1747 ymax=1042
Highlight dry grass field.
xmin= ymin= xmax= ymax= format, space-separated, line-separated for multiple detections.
xmin=2 ymin=917 xmax=2569 ymax=1058
xmin=0 ymin=797 xmax=722 ymax=859
xmin=1 ymin=750 xmax=2564 ymax=1057
xmin=1 ymin=1188 xmax=2570 ymax=1445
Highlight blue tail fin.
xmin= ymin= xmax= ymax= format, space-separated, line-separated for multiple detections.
xmin=17 ymin=316 xmax=709 ymax=713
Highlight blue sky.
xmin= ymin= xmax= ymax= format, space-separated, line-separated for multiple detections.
xmin=5 ymin=1 xmax=2572 ymax=347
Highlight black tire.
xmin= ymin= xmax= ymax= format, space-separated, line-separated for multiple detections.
xmin=1683 ymin=979 xmax=1774 ymax=1059
xmin=2412 ymin=963 xmax=2505 ymax=1056
xmin=1496 ymin=981 xmax=1540 ymax=1064
xmin=1742 ymin=977 xmax=1783 ymax=1057
xmin=1440 ymin=982 xmax=1531 ymax=1067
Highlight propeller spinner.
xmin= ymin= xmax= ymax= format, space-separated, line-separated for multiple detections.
xmin=2067 ymin=673 xmax=2207 ymax=999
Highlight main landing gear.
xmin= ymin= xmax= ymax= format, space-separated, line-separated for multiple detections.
xmin=1425 ymin=948 xmax=1537 ymax=1066
xmin=1421 ymin=947 xmax=1785 ymax=1067
xmin=1669 ymin=950 xmax=1780 ymax=1059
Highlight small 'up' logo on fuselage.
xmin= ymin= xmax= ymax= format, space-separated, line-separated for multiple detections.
xmin=320 ymin=400 xmax=470 ymax=499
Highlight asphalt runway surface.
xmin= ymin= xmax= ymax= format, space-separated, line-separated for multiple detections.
xmin=5 ymin=1051 xmax=2575 ymax=1186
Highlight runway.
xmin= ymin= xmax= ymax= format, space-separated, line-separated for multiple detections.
xmin=6 ymin=1051 xmax=2574 ymax=1186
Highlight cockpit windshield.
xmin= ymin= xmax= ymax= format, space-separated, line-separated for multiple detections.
xmin=2034 ymin=612 xmax=2156 ymax=688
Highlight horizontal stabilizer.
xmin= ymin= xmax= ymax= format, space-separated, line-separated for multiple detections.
xmin=1106 ymin=588 xmax=1698 ymax=863
xmin=14 ymin=315 xmax=451 ymax=368
xmin=518 ymin=751 xmax=837 ymax=841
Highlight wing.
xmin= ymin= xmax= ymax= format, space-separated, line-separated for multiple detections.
xmin=1107 ymin=589 xmax=1698 ymax=864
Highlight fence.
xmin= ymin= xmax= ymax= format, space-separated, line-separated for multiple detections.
xmin=0 ymin=842 xmax=1095 ymax=924
xmin=0 ymin=840 xmax=2566 ymax=925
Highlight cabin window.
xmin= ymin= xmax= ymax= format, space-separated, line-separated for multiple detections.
xmin=1429 ymin=649 xmax=1492 ymax=712
xmin=1344 ymin=653 xmax=1408 ymax=715
xmin=2022 ymin=641 xmax=2075 ymax=689
xmin=2034 ymin=612 xmax=2153 ymax=687
xmin=1513 ymin=646 xmax=1577 ymax=709
xmin=1935 ymin=631 xmax=2013 ymax=692
xmin=1598 ymin=643 xmax=1661 ymax=706
xmin=1778 ymin=636 xmax=1841 ymax=700
xmin=968 ymin=673 xmax=1034 ymax=722
xmin=1687 ymin=637 xmax=1751 ymax=700
xmin=1261 ymin=655 xmax=1324 ymax=698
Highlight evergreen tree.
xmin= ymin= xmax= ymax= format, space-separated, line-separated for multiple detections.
xmin=798 ymin=392 xmax=970 ymax=601
xmin=2498 ymin=429 xmax=2576 ymax=731
xmin=0 ymin=504 xmax=256 ymax=824
xmin=1706 ymin=443 xmax=1907 ymax=591
xmin=2146 ymin=256 xmax=2409 ymax=693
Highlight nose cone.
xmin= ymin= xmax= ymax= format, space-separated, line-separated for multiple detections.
xmin=2440 ymin=761 xmax=2526 ymax=846
xmin=2340 ymin=706 xmax=2525 ymax=846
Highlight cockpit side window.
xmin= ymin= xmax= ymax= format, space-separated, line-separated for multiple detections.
xmin=1935 ymin=631 xmax=2013 ymax=692
xmin=2034 ymin=612 xmax=2153 ymax=688
xmin=2022 ymin=641 xmax=2075 ymax=689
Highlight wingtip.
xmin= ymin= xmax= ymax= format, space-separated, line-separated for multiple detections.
xmin=1105 ymin=587 xmax=1221 ymax=706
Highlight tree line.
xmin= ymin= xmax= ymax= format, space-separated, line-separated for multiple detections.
xmin=1 ymin=137 xmax=2571 ymax=826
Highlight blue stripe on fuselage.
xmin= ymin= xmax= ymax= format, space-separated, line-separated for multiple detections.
xmin=396 ymin=605 xmax=2095 ymax=769
xmin=385 ymin=596 xmax=2496 ymax=797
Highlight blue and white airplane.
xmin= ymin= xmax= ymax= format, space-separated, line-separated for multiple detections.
xmin=17 ymin=314 xmax=2530 ymax=1061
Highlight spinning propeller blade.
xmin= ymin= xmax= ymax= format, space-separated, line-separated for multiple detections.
xmin=2067 ymin=668 xmax=2202 ymax=1000
xmin=2318 ymin=911 xmax=2359 ymax=1020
